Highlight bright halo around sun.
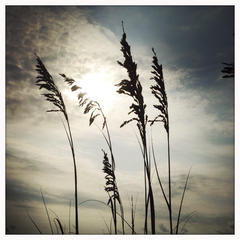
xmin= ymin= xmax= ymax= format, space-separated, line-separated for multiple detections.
xmin=76 ymin=71 xmax=117 ymax=114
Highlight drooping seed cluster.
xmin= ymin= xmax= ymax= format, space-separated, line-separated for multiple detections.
xmin=102 ymin=150 xmax=120 ymax=205
xmin=150 ymin=48 xmax=169 ymax=134
xmin=35 ymin=53 xmax=67 ymax=120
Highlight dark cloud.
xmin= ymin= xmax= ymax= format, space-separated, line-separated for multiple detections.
xmin=170 ymin=172 xmax=234 ymax=207
xmin=6 ymin=148 xmax=62 ymax=175
xmin=6 ymin=176 xmax=74 ymax=206
xmin=190 ymin=212 xmax=234 ymax=234
xmin=91 ymin=6 xmax=234 ymax=92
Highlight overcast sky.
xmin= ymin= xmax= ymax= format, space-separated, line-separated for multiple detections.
xmin=5 ymin=4 xmax=235 ymax=235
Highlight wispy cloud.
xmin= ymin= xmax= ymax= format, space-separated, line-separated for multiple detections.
xmin=6 ymin=6 xmax=234 ymax=234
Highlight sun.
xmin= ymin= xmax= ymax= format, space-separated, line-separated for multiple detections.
xmin=74 ymin=71 xmax=118 ymax=114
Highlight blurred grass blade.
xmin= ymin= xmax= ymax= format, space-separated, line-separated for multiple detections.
xmin=54 ymin=218 xmax=64 ymax=234
xmin=151 ymin=135 xmax=169 ymax=207
xmin=40 ymin=188 xmax=53 ymax=234
xmin=176 ymin=167 xmax=192 ymax=234
xmin=26 ymin=210 xmax=42 ymax=234
xmin=79 ymin=199 xmax=136 ymax=234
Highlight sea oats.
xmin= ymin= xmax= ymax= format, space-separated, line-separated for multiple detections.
xmin=35 ymin=54 xmax=79 ymax=234
xmin=149 ymin=48 xmax=169 ymax=133
xmin=102 ymin=149 xmax=120 ymax=204
xmin=116 ymin=23 xmax=155 ymax=234
xmin=62 ymin=72 xmax=124 ymax=234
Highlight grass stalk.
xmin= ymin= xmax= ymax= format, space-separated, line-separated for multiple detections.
xmin=79 ymin=199 xmax=135 ymax=234
xmin=49 ymin=208 xmax=65 ymax=234
xmin=53 ymin=218 xmax=64 ymax=234
xmin=69 ymin=200 xmax=71 ymax=234
xmin=26 ymin=210 xmax=42 ymax=234
xmin=116 ymin=23 xmax=155 ymax=234
xmin=149 ymin=48 xmax=172 ymax=233
xmin=172 ymin=211 xmax=196 ymax=233
xmin=167 ymin=133 xmax=173 ymax=233
xmin=151 ymin=135 xmax=169 ymax=206
xmin=35 ymin=54 xmax=79 ymax=234
xmin=98 ymin=211 xmax=111 ymax=234
xmin=131 ymin=196 xmax=134 ymax=234
xmin=61 ymin=73 xmax=125 ymax=234
xmin=175 ymin=167 xmax=192 ymax=234
xmin=40 ymin=188 xmax=53 ymax=234
xmin=150 ymin=48 xmax=194 ymax=234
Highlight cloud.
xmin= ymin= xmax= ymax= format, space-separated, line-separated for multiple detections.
xmin=159 ymin=223 xmax=168 ymax=233
xmin=6 ymin=6 xmax=122 ymax=123
xmin=5 ymin=6 xmax=234 ymax=234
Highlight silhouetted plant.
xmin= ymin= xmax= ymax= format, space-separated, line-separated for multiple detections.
xmin=149 ymin=48 xmax=172 ymax=233
xmin=130 ymin=195 xmax=138 ymax=234
xmin=221 ymin=62 xmax=234 ymax=78
xmin=26 ymin=210 xmax=42 ymax=234
xmin=102 ymin=149 xmax=124 ymax=233
xmin=102 ymin=149 xmax=120 ymax=204
xmin=27 ymin=189 xmax=65 ymax=234
xmin=61 ymin=73 xmax=125 ymax=234
xmin=35 ymin=54 xmax=79 ymax=234
xmin=149 ymin=48 xmax=194 ymax=234
xmin=32 ymin=23 xmax=195 ymax=234
xmin=115 ymin=22 xmax=155 ymax=234
xmin=79 ymin=199 xmax=135 ymax=234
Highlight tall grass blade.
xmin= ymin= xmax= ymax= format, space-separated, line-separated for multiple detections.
xmin=172 ymin=211 xmax=197 ymax=233
xmin=180 ymin=211 xmax=197 ymax=234
xmin=175 ymin=167 xmax=192 ymax=234
xmin=54 ymin=218 xmax=64 ymax=234
xmin=26 ymin=210 xmax=42 ymax=234
xmin=79 ymin=199 xmax=136 ymax=234
xmin=130 ymin=196 xmax=136 ymax=234
xmin=35 ymin=54 xmax=79 ymax=234
xmin=98 ymin=211 xmax=111 ymax=234
xmin=69 ymin=200 xmax=71 ymax=234
xmin=40 ymin=188 xmax=53 ymax=234
xmin=62 ymin=73 xmax=125 ymax=234
xmin=149 ymin=48 xmax=172 ymax=233
xmin=151 ymin=136 xmax=169 ymax=206
xmin=49 ymin=208 xmax=65 ymax=234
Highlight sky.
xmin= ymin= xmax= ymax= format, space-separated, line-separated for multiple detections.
xmin=5 ymin=3 xmax=235 ymax=235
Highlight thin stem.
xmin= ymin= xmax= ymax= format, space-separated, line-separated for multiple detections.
xmin=79 ymin=199 xmax=135 ymax=234
xmin=98 ymin=106 xmax=117 ymax=234
xmin=40 ymin=188 xmax=53 ymax=234
xmin=104 ymin=119 xmax=117 ymax=234
xmin=35 ymin=56 xmax=79 ymax=234
xmin=66 ymin=118 xmax=79 ymax=234
xmin=100 ymin=104 xmax=126 ymax=234
xmin=145 ymin=149 xmax=155 ymax=234
xmin=144 ymin=165 xmax=148 ymax=234
xmin=151 ymin=135 xmax=169 ymax=207
xmin=176 ymin=167 xmax=192 ymax=234
xmin=69 ymin=200 xmax=71 ymax=234
xmin=131 ymin=196 xmax=134 ymax=234
xmin=95 ymin=103 xmax=125 ymax=234
xmin=58 ymin=112 xmax=79 ymax=234
xmin=26 ymin=210 xmax=42 ymax=234
xmin=167 ymin=132 xmax=172 ymax=234
xmin=116 ymin=27 xmax=155 ymax=234
xmin=143 ymin=128 xmax=155 ymax=234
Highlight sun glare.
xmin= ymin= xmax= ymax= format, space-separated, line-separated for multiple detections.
xmin=74 ymin=71 xmax=118 ymax=114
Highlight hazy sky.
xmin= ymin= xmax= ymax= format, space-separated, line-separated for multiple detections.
xmin=5 ymin=5 xmax=234 ymax=235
